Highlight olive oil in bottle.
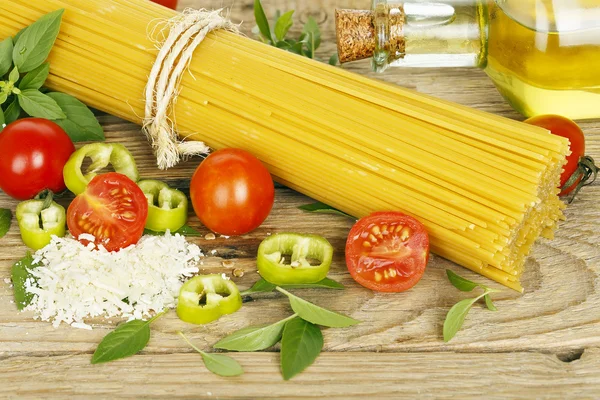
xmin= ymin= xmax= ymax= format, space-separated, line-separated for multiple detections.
xmin=335 ymin=0 xmax=600 ymax=119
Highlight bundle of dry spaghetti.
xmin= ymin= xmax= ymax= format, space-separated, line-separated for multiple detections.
xmin=0 ymin=0 xmax=569 ymax=291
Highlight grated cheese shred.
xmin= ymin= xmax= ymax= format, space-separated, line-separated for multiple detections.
xmin=24 ymin=232 xmax=203 ymax=329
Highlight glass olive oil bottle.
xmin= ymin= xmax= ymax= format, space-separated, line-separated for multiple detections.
xmin=335 ymin=0 xmax=600 ymax=119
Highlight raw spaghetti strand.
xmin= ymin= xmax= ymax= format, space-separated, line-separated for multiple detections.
xmin=143 ymin=9 xmax=238 ymax=169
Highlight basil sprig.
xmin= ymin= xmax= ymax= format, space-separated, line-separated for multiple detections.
xmin=215 ymin=287 xmax=359 ymax=380
xmin=253 ymin=0 xmax=322 ymax=59
xmin=443 ymin=270 xmax=500 ymax=342
xmin=240 ymin=277 xmax=344 ymax=296
xmin=0 ymin=10 xmax=104 ymax=141
xmin=0 ymin=208 xmax=11 ymax=239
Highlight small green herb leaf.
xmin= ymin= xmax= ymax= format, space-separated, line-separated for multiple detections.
xmin=443 ymin=297 xmax=479 ymax=342
xmin=274 ymin=10 xmax=294 ymax=42
xmin=0 ymin=208 xmax=11 ymax=238
xmin=0 ymin=93 xmax=7 ymax=106
xmin=214 ymin=316 xmax=292 ymax=351
xmin=91 ymin=311 xmax=166 ymax=364
xmin=0 ymin=38 xmax=13 ymax=77
xmin=144 ymin=224 xmax=201 ymax=237
xmin=241 ymin=278 xmax=344 ymax=296
xmin=484 ymin=294 xmax=497 ymax=311
xmin=11 ymin=252 xmax=37 ymax=310
xmin=179 ymin=331 xmax=243 ymax=377
xmin=298 ymin=202 xmax=355 ymax=219
xmin=3 ymin=97 xmax=21 ymax=125
xmin=17 ymin=89 xmax=66 ymax=120
xmin=201 ymin=352 xmax=244 ymax=377
xmin=302 ymin=17 xmax=321 ymax=59
xmin=45 ymin=92 xmax=104 ymax=141
xmin=19 ymin=63 xmax=49 ymax=91
xmin=13 ymin=9 xmax=64 ymax=73
xmin=0 ymin=107 xmax=4 ymax=127
xmin=276 ymin=287 xmax=359 ymax=328
xmin=329 ymin=53 xmax=339 ymax=66
xmin=446 ymin=270 xmax=480 ymax=292
xmin=254 ymin=0 xmax=273 ymax=43
xmin=280 ymin=317 xmax=323 ymax=380
xmin=8 ymin=66 xmax=19 ymax=84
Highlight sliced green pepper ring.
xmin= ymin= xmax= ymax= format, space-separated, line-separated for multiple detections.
xmin=63 ymin=143 xmax=139 ymax=195
xmin=177 ymin=274 xmax=242 ymax=325
xmin=138 ymin=180 xmax=188 ymax=233
xmin=16 ymin=200 xmax=66 ymax=250
xmin=257 ymin=233 xmax=333 ymax=285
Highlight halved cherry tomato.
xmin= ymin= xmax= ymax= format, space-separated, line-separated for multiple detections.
xmin=525 ymin=115 xmax=586 ymax=195
xmin=345 ymin=212 xmax=429 ymax=292
xmin=151 ymin=0 xmax=178 ymax=9
xmin=190 ymin=148 xmax=274 ymax=236
xmin=67 ymin=172 xmax=148 ymax=252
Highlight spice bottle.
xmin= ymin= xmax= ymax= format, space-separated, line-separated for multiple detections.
xmin=336 ymin=0 xmax=600 ymax=120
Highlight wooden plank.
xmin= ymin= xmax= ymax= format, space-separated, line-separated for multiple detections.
xmin=0 ymin=0 xmax=599 ymax=397
xmin=2 ymin=351 xmax=600 ymax=399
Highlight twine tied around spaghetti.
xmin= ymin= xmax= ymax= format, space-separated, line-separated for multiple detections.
xmin=143 ymin=9 xmax=239 ymax=170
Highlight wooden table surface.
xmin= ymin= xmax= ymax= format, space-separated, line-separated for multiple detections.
xmin=1 ymin=0 xmax=599 ymax=398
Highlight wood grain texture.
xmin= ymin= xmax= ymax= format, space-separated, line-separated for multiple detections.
xmin=0 ymin=0 xmax=599 ymax=398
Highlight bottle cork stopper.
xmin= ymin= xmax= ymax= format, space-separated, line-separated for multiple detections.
xmin=335 ymin=7 xmax=406 ymax=65
xmin=335 ymin=9 xmax=376 ymax=64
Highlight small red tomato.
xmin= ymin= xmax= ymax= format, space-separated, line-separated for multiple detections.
xmin=0 ymin=118 xmax=75 ymax=200
xmin=190 ymin=148 xmax=275 ymax=236
xmin=525 ymin=115 xmax=585 ymax=195
xmin=67 ymin=172 xmax=148 ymax=252
xmin=346 ymin=212 xmax=430 ymax=292
xmin=151 ymin=0 xmax=178 ymax=9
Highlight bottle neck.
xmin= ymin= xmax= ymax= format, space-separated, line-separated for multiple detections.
xmin=336 ymin=1 xmax=489 ymax=71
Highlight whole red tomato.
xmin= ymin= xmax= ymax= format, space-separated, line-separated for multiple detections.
xmin=190 ymin=148 xmax=274 ymax=236
xmin=0 ymin=118 xmax=75 ymax=200
xmin=151 ymin=0 xmax=178 ymax=9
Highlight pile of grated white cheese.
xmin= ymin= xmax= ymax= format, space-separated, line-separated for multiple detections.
xmin=24 ymin=232 xmax=203 ymax=329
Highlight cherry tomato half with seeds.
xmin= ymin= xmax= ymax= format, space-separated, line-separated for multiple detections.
xmin=67 ymin=172 xmax=148 ymax=252
xmin=345 ymin=212 xmax=429 ymax=292
xmin=190 ymin=148 xmax=275 ymax=236
xmin=525 ymin=115 xmax=585 ymax=195
xmin=0 ymin=118 xmax=75 ymax=200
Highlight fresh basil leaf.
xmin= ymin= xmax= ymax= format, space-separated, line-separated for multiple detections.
xmin=0 ymin=38 xmax=13 ymax=77
xmin=302 ymin=17 xmax=321 ymax=58
xmin=8 ymin=66 xmax=19 ymax=84
xmin=3 ymin=97 xmax=21 ymax=124
xmin=241 ymin=278 xmax=344 ymax=296
xmin=298 ymin=202 xmax=355 ymax=219
xmin=214 ymin=318 xmax=289 ymax=351
xmin=274 ymin=10 xmax=294 ymax=42
xmin=19 ymin=63 xmax=49 ymax=91
xmin=13 ymin=28 xmax=27 ymax=46
xmin=484 ymin=294 xmax=497 ymax=311
xmin=0 ymin=93 xmax=7 ymax=106
xmin=329 ymin=53 xmax=339 ymax=66
xmin=443 ymin=297 xmax=478 ymax=342
xmin=0 ymin=208 xmax=11 ymax=238
xmin=276 ymin=287 xmax=359 ymax=328
xmin=240 ymin=278 xmax=277 ymax=296
xmin=254 ymin=0 xmax=273 ymax=43
xmin=13 ymin=9 xmax=64 ymax=73
xmin=201 ymin=352 xmax=244 ymax=377
xmin=0 ymin=107 xmax=4 ymax=127
xmin=91 ymin=320 xmax=151 ymax=364
xmin=179 ymin=331 xmax=243 ymax=377
xmin=45 ymin=92 xmax=104 ymax=141
xmin=446 ymin=270 xmax=479 ymax=292
xmin=91 ymin=311 xmax=165 ymax=364
xmin=18 ymin=89 xmax=66 ymax=120
xmin=280 ymin=317 xmax=323 ymax=380
xmin=11 ymin=252 xmax=37 ymax=310
xmin=144 ymin=224 xmax=201 ymax=237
